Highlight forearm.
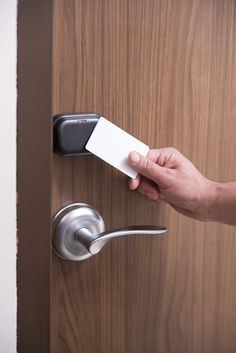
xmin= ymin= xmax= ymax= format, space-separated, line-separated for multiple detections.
xmin=207 ymin=181 xmax=236 ymax=226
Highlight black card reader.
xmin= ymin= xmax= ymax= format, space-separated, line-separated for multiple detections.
xmin=53 ymin=113 xmax=100 ymax=156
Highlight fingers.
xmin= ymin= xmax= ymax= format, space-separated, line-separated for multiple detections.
xmin=146 ymin=149 xmax=162 ymax=163
xmin=147 ymin=147 xmax=182 ymax=168
xmin=129 ymin=174 xmax=140 ymax=190
xmin=138 ymin=178 xmax=166 ymax=201
xmin=128 ymin=151 xmax=170 ymax=185
xmin=129 ymin=174 xmax=166 ymax=201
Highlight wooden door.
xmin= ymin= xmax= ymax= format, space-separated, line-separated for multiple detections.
xmin=51 ymin=1 xmax=236 ymax=353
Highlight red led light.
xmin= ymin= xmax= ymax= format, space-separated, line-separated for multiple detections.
xmin=77 ymin=119 xmax=87 ymax=124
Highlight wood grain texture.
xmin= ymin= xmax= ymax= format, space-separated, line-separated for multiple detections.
xmin=52 ymin=1 xmax=236 ymax=352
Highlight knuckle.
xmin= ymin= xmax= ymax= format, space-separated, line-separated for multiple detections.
xmin=168 ymin=147 xmax=179 ymax=154
xmin=143 ymin=158 xmax=155 ymax=174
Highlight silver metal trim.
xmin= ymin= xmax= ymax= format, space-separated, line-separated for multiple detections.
xmin=52 ymin=203 xmax=167 ymax=261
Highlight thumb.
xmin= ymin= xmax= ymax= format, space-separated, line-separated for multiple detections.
xmin=128 ymin=151 xmax=170 ymax=185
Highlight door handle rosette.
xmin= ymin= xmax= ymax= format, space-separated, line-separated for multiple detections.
xmin=52 ymin=203 xmax=167 ymax=261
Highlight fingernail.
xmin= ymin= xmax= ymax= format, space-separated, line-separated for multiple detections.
xmin=129 ymin=151 xmax=140 ymax=164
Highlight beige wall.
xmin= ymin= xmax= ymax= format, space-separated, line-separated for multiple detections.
xmin=0 ymin=1 xmax=17 ymax=352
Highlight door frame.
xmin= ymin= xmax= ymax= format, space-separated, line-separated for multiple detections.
xmin=17 ymin=1 xmax=52 ymax=352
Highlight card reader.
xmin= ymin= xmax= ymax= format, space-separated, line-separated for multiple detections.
xmin=53 ymin=113 xmax=100 ymax=156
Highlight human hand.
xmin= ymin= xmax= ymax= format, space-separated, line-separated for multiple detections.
xmin=128 ymin=148 xmax=215 ymax=221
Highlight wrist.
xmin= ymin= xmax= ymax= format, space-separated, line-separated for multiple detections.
xmin=204 ymin=180 xmax=221 ymax=222
xmin=202 ymin=180 xmax=219 ymax=222
xmin=205 ymin=181 xmax=236 ymax=225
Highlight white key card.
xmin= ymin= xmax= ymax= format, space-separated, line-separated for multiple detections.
xmin=86 ymin=117 xmax=149 ymax=179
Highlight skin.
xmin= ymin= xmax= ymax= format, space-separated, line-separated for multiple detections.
xmin=128 ymin=148 xmax=236 ymax=226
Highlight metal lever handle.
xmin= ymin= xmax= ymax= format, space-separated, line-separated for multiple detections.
xmin=76 ymin=225 xmax=167 ymax=255
xmin=52 ymin=203 xmax=167 ymax=261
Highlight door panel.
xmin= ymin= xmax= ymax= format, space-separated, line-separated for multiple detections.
xmin=52 ymin=1 xmax=236 ymax=352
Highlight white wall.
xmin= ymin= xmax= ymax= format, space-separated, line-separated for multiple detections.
xmin=0 ymin=1 xmax=17 ymax=352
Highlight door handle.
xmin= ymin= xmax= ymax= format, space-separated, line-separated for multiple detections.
xmin=52 ymin=203 xmax=167 ymax=261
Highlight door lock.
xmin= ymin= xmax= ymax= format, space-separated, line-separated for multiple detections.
xmin=53 ymin=113 xmax=100 ymax=156
xmin=52 ymin=203 xmax=167 ymax=261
